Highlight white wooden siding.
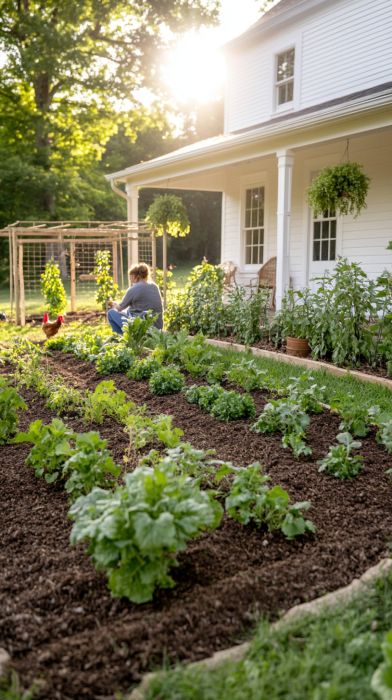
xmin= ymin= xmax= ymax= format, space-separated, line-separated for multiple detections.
xmin=225 ymin=0 xmax=392 ymax=134
xmin=220 ymin=131 xmax=392 ymax=288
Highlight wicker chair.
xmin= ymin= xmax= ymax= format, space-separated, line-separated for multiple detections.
xmin=249 ymin=256 xmax=276 ymax=309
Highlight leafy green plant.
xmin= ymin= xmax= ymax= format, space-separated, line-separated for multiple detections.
xmin=318 ymin=432 xmax=363 ymax=479
xmin=286 ymin=372 xmax=325 ymax=413
xmin=184 ymin=384 xmax=225 ymax=411
xmin=82 ymin=380 xmax=134 ymax=425
xmin=40 ymin=258 xmax=67 ymax=315
xmin=94 ymin=250 xmax=119 ymax=310
xmin=122 ymin=314 xmax=157 ymax=354
xmin=210 ymin=390 xmax=255 ymax=422
xmin=226 ymin=358 xmax=269 ymax=392
xmin=14 ymin=418 xmax=75 ymax=482
xmin=271 ymin=288 xmax=313 ymax=342
xmin=125 ymin=412 xmax=184 ymax=451
xmin=95 ymin=343 xmax=135 ymax=374
xmin=148 ymin=366 xmax=185 ymax=395
xmin=165 ymin=261 xmax=227 ymax=337
xmin=307 ymin=162 xmax=370 ymax=218
xmin=63 ymin=432 xmax=121 ymax=501
xmin=371 ymin=629 xmax=392 ymax=700
xmin=252 ymin=399 xmax=312 ymax=458
xmin=225 ymin=464 xmax=315 ymax=539
xmin=69 ymin=463 xmax=222 ymax=603
xmin=127 ymin=355 xmax=162 ymax=380
xmin=377 ymin=419 xmax=392 ymax=454
xmin=142 ymin=442 xmax=217 ymax=481
xmin=225 ymin=286 xmax=269 ymax=345
xmin=331 ymin=395 xmax=379 ymax=437
xmin=46 ymin=385 xmax=84 ymax=415
xmin=0 ymin=379 xmax=27 ymax=444
xmin=206 ymin=361 xmax=228 ymax=385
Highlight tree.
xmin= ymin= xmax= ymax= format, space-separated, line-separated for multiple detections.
xmin=0 ymin=0 xmax=219 ymax=218
xmin=145 ymin=194 xmax=190 ymax=303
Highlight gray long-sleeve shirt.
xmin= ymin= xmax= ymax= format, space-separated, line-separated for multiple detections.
xmin=118 ymin=281 xmax=163 ymax=329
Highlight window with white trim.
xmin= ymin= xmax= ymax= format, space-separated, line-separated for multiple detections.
xmin=312 ymin=208 xmax=337 ymax=261
xmin=244 ymin=186 xmax=264 ymax=265
xmin=276 ymin=48 xmax=295 ymax=107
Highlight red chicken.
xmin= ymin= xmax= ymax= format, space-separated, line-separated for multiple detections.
xmin=42 ymin=313 xmax=64 ymax=339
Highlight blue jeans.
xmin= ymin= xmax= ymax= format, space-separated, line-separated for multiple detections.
xmin=107 ymin=308 xmax=146 ymax=334
xmin=107 ymin=308 xmax=130 ymax=334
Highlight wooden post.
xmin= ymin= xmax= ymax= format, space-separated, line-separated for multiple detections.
xmin=18 ymin=243 xmax=25 ymax=326
xmin=119 ymin=238 xmax=124 ymax=290
xmin=151 ymin=231 xmax=157 ymax=281
xmin=8 ymin=231 xmax=13 ymax=321
xmin=112 ymin=241 xmax=118 ymax=285
xmin=70 ymin=242 xmax=76 ymax=312
xmin=13 ymin=232 xmax=20 ymax=325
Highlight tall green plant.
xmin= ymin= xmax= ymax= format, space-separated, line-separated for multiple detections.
xmin=40 ymin=259 xmax=67 ymax=315
xmin=94 ymin=250 xmax=119 ymax=311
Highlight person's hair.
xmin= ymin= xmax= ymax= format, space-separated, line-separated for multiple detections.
xmin=129 ymin=262 xmax=150 ymax=282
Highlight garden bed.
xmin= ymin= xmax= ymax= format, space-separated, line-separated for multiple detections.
xmin=1 ymin=352 xmax=392 ymax=699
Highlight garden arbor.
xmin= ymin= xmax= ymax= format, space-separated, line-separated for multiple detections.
xmin=0 ymin=221 xmax=153 ymax=325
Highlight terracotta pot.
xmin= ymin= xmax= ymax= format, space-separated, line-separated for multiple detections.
xmin=286 ymin=336 xmax=310 ymax=358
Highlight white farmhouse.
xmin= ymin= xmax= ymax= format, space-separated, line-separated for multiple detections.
xmin=106 ymin=0 xmax=392 ymax=308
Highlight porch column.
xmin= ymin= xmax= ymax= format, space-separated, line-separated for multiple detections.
xmin=125 ymin=183 xmax=139 ymax=277
xmin=275 ymin=149 xmax=294 ymax=310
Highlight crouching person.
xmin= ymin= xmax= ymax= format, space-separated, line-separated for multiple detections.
xmin=107 ymin=263 xmax=163 ymax=334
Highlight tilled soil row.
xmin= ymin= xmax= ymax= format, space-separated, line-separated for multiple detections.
xmin=1 ymin=353 xmax=392 ymax=700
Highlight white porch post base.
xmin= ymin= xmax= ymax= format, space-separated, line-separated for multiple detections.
xmin=125 ymin=184 xmax=139 ymax=275
xmin=276 ymin=150 xmax=294 ymax=310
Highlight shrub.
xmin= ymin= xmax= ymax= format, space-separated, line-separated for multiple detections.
xmin=40 ymin=259 xmax=67 ymax=315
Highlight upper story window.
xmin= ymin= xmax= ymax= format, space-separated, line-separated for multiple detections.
xmin=276 ymin=48 xmax=295 ymax=107
xmin=244 ymin=186 xmax=264 ymax=265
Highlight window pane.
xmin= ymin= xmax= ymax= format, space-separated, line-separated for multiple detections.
xmin=245 ymin=210 xmax=251 ymax=228
xmin=330 ymin=238 xmax=336 ymax=260
xmin=330 ymin=220 xmax=336 ymax=237
xmin=313 ymin=240 xmax=320 ymax=261
xmin=245 ymin=247 xmax=251 ymax=265
xmin=286 ymin=81 xmax=293 ymax=102
xmin=322 ymin=221 xmax=330 ymax=239
xmin=252 ymin=210 xmax=258 ymax=227
xmin=246 ymin=190 xmax=251 ymax=208
xmin=278 ymin=84 xmax=286 ymax=104
xmin=314 ymin=222 xmax=320 ymax=239
xmin=321 ymin=240 xmax=329 ymax=260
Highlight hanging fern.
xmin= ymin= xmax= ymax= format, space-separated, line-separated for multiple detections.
xmin=307 ymin=162 xmax=370 ymax=218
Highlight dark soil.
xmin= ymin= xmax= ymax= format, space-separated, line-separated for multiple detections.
xmin=1 ymin=352 xmax=392 ymax=700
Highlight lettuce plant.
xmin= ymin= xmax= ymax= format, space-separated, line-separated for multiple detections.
xmin=69 ymin=463 xmax=223 ymax=603
xmin=148 ymin=366 xmax=185 ymax=395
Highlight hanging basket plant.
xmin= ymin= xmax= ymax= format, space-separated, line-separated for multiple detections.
xmin=307 ymin=162 xmax=370 ymax=218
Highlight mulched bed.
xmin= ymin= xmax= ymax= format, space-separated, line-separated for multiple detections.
xmin=1 ymin=352 xmax=392 ymax=700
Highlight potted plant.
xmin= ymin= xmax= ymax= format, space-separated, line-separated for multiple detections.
xmin=274 ymin=289 xmax=313 ymax=357
xmin=307 ymin=162 xmax=370 ymax=218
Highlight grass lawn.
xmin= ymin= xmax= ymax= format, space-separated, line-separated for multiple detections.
xmin=145 ymin=572 xmax=392 ymax=700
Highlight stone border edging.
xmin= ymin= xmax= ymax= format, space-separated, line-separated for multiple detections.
xmin=128 ymin=558 xmax=392 ymax=700
xmin=205 ymin=338 xmax=392 ymax=391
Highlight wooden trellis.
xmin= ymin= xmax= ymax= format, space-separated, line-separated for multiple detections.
xmin=0 ymin=221 xmax=154 ymax=325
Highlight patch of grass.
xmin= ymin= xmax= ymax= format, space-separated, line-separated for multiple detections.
xmin=218 ymin=347 xmax=392 ymax=416
xmin=0 ymin=671 xmax=35 ymax=700
xmin=145 ymin=573 xmax=392 ymax=700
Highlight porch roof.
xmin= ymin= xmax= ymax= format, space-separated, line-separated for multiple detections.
xmin=106 ymin=84 xmax=392 ymax=190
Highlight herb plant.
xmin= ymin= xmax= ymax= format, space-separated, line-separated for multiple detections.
xmin=252 ymin=399 xmax=312 ymax=458
xmin=318 ymin=432 xmax=363 ymax=479
xmin=95 ymin=343 xmax=135 ymax=374
xmin=331 ymin=395 xmax=379 ymax=437
xmin=125 ymin=412 xmax=183 ymax=450
xmin=127 ymin=356 xmax=162 ymax=380
xmin=83 ymin=381 xmax=134 ymax=425
xmin=69 ymin=463 xmax=223 ymax=603
xmin=286 ymin=372 xmax=325 ymax=413
xmin=210 ymin=390 xmax=256 ymax=422
xmin=226 ymin=358 xmax=269 ymax=392
xmin=184 ymin=384 xmax=225 ymax=411
xmin=46 ymin=385 xmax=84 ymax=415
